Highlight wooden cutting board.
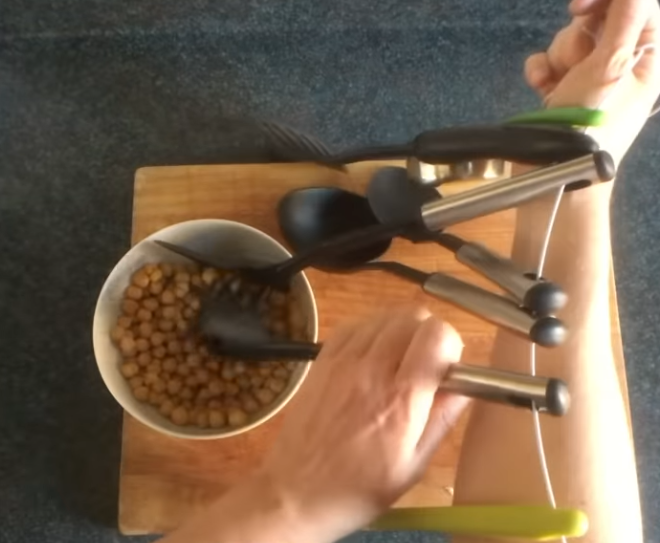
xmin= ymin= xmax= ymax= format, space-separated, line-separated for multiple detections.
xmin=118 ymin=161 xmax=629 ymax=535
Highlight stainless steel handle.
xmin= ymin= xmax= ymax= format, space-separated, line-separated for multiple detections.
xmin=422 ymin=272 xmax=566 ymax=347
xmin=455 ymin=242 xmax=567 ymax=315
xmin=443 ymin=364 xmax=570 ymax=416
xmin=421 ymin=152 xmax=614 ymax=230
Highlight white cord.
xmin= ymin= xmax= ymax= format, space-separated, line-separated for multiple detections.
xmin=527 ymin=35 xmax=657 ymax=543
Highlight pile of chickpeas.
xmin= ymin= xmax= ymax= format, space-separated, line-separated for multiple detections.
xmin=110 ymin=262 xmax=308 ymax=430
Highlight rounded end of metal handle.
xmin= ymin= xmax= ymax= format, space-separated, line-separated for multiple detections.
xmin=594 ymin=151 xmax=616 ymax=181
xmin=530 ymin=316 xmax=567 ymax=347
xmin=524 ymin=282 xmax=568 ymax=316
xmin=546 ymin=378 xmax=571 ymax=416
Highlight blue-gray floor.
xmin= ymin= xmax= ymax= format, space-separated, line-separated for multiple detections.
xmin=1 ymin=2 xmax=660 ymax=542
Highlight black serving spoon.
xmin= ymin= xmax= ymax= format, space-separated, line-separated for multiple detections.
xmin=196 ymin=291 xmax=569 ymax=416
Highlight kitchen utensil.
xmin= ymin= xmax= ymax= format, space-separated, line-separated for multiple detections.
xmin=407 ymin=157 xmax=508 ymax=186
xmin=366 ymin=166 xmax=567 ymax=314
xmin=420 ymin=151 xmax=615 ymax=230
xmin=93 ymin=219 xmax=317 ymax=440
xmin=197 ymin=293 xmax=569 ymax=416
xmin=329 ymin=124 xmax=600 ymax=166
xmin=372 ymin=505 xmax=588 ymax=540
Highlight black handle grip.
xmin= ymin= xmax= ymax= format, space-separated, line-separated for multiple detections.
xmin=414 ymin=125 xmax=599 ymax=165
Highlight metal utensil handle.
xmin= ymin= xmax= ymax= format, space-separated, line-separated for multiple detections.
xmin=444 ymin=364 xmax=570 ymax=416
xmin=422 ymin=272 xmax=566 ymax=347
xmin=455 ymin=242 xmax=567 ymax=315
xmin=421 ymin=152 xmax=615 ymax=231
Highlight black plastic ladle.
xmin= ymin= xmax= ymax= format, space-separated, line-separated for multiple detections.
xmin=277 ymin=186 xmax=566 ymax=347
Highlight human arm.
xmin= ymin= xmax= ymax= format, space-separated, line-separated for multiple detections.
xmin=453 ymin=1 xmax=660 ymax=541
xmin=159 ymin=307 xmax=469 ymax=543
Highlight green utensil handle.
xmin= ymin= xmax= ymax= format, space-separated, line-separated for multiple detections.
xmin=371 ymin=505 xmax=588 ymax=541
xmin=506 ymin=107 xmax=607 ymax=127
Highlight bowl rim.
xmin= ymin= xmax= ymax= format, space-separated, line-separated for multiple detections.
xmin=92 ymin=218 xmax=318 ymax=440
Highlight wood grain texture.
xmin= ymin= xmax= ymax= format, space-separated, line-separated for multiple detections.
xmin=119 ymin=161 xmax=628 ymax=535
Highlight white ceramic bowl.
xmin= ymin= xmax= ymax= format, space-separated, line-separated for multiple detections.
xmin=92 ymin=219 xmax=318 ymax=439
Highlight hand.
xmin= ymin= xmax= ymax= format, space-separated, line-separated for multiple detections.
xmin=525 ymin=0 xmax=660 ymax=163
xmin=258 ymin=306 xmax=469 ymax=543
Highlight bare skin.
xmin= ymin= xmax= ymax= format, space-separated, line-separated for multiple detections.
xmin=160 ymin=0 xmax=660 ymax=542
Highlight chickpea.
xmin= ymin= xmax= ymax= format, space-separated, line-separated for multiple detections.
xmin=199 ymin=344 xmax=210 ymax=358
xmin=143 ymin=263 xmax=158 ymax=276
xmin=180 ymin=387 xmax=194 ymax=400
xmin=137 ymin=321 xmax=153 ymax=338
xmin=255 ymin=388 xmax=275 ymax=406
xmin=273 ymin=367 xmax=289 ymax=379
xmin=186 ymin=353 xmax=202 ymax=367
xmin=149 ymin=281 xmax=164 ymax=296
xmin=125 ymin=285 xmax=144 ymax=301
xmin=236 ymin=376 xmax=250 ymax=390
xmin=176 ymin=319 xmax=189 ymax=334
xmin=144 ymin=372 xmax=160 ymax=386
xmin=201 ymin=267 xmax=219 ymax=285
xmin=132 ymin=269 xmax=150 ymax=289
xmin=209 ymin=409 xmax=226 ymax=429
xmin=133 ymin=386 xmax=149 ymax=402
xmin=159 ymin=399 xmax=175 ymax=417
xmin=158 ymin=319 xmax=175 ymax=332
xmin=270 ymin=320 xmax=287 ymax=337
xmin=182 ymin=400 xmax=193 ymax=411
xmin=185 ymin=375 xmax=198 ymax=388
xmin=176 ymin=364 xmax=190 ymax=377
xmin=195 ymin=410 xmax=209 ymax=429
xmin=257 ymin=366 xmax=272 ymax=377
xmin=161 ymin=263 xmax=174 ymax=278
xmin=174 ymin=283 xmax=189 ymax=299
xmin=182 ymin=307 xmax=195 ymax=319
xmin=119 ymin=336 xmax=136 ymax=357
xmin=174 ymin=271 xmax=190 ymax=284
xmin=150 ymin=331 xmax=166 ymax=347
xmin=161 ymin=306 xmax=177 ymax=320
xmin=110 ymin=325 xmax=126 ymax=344
xmin=137 ymin=351 xmax=151 ymax=367
xmin=128 ymin=375 xmax=144 ymax=389
xmin=171 ymin=406 xmax=189 ymax=426
xmin=191 ymin=274 xmax=203 ymax=288
xmin=221 ymin=365 xmax=235 ymax=381
xmin=160 ymin=289 xmax=176 ymax=305
xmin=239 ymin=394 xmax=260 ymax=414
xmin=196 ymin=388 xmax=211 ymax=405
xmin=233 ymin=361 xmax=247 ymax=375
xmin=167 ymin=339 xmax=182 ymax=355
xmin=153 ymin=345 xmax=167 ymax=359
xmin=224 ymin=397 xmax=240 ymax=409
xmin=148 ymin=391 xmax=164 ymax=406
xmin=227 ymin=407 xmax=248 ymax=428
xmin=182 ymin=339 xmax=196 ymax=354
xmin=208 ymin=379 xmax=224 ymax=396
xmin=150 ymin=267 xmax=164 ymax=283
xmin=136 ymin=308 xmax=152 ymax=322
xmin=225 ymin=383 xmax=239 ymax=397
xmin=250 ymin=375 xmax=264 ymax=389
xmin=152 ymin=378 xmax=166 ymax=394
xmin=163 ymin=357 xmax=177 ymax=373
xmin=141 ymin=297 xmax=158 ymax=312
xmin=206 ymin=360 xmax=220 ymax=372
xmin=120 ymin=361 xmax=139 ymax=378
xmin=118 ymin=315 xmax=133 ymax=328
xmin=134 ymin=338 xmax=149 ymax=352
xmin=267 ymin=378 xmax=286 ymax=394
xmin=289 ymin=306 xmax=305 ymax=333
xmin=167 ymin=378 xmax=183 ymax=395
xmin=195 ymin=368 xmax=210 ymax=384
xmin=122 ymin=299 xmax=139 ymax=315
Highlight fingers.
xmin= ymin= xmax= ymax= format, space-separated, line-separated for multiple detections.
xmin=397 ymin=317 xmax=463 ymax=387
xmin=364 ymin=306 xmax=432 ymax=377
xmin=598 ymin=0 xmax=653 ymax=56
xmin=415 ymin=392 xmax=471 ymax=466
xmin=525 ymin=52 xmax=558 ymax=98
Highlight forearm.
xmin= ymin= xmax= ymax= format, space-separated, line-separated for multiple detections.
xmin=453 ymin=184 xmax=642 ymax=542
